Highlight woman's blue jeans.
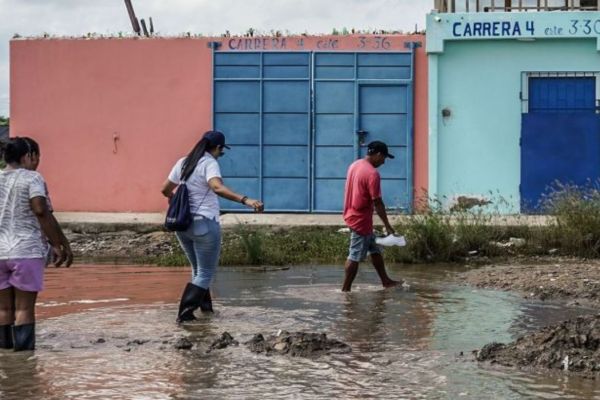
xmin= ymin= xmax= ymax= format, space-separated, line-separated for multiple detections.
xmin=175 ymin=217 xmax=221 ymax=289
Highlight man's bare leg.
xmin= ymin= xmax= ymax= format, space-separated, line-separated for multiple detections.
xmin=342 ymin=260 xmax=359 ymax=292
xmin=370 ymin=253 xmax=401 ymax=288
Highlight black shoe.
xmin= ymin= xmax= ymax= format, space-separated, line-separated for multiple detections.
xmin=0 ymin=324 xmax=13 ymax=349
xmin=12 ymin=323 xmax=35 ymax=351
xmin=200 ymin=289 xmax=213 ymax=313
xmin=177 ymin=283 xmax=208 ymax=323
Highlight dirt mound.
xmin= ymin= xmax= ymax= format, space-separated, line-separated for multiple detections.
xmin=245 ymin=331 xmax=351 ymax=358
xmin=462 ymin=261 xmax=600 ymax=306
xmin=476 ymin=314 xmax=600 ymax=378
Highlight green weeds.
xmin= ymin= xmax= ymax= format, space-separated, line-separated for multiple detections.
xmin=542 ymin=183 xmax=600 ymax=258
xmin=143 ymin=185 xmax=600 ymax=266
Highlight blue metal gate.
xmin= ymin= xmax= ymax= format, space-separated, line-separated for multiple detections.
xmin=213 ymin=52 xmax=311 ymax=212
xmin=521 ymin=76 xmax=600 ymax=212
xmin=313 ymin=52 xmax=414 ymax=212
xmin=214 ymin=50 xmax=415 ymax=212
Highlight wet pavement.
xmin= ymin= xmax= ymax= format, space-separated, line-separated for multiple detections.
xmin=1 ymin=263 xmax=599 ymax=399
xmin=37 ymin=265 xmax=188 ymax=319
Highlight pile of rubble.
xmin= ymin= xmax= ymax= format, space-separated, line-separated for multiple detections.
xmin=476 ymin=314 xmax=600 ymax=378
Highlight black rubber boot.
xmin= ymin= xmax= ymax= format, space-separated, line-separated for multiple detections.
xmin=177 ymin=283 xmax=208 ymax=323
xmin=0 ymin=324 xmax=13 ymax=349
xmin=12 ymin=323 xmax=35 ymax=351
xmin=200 ymin=289 xmax=213 ymax=313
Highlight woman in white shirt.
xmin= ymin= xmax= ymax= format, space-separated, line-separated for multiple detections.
xmin=162 ymin=131 xmax=263 ymax=323
xmin=0 ymin=137 xmax=72 ymax=350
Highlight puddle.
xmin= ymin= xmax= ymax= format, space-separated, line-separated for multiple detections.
xmin=0 ymin=264 xmax=598 ymax=399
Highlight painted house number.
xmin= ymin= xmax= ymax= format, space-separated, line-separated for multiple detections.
xmin=227 ymin=36 xmax=394 ymax=51
xmin=452 ymin=19 xmax=600 ymax=38
xmin=358 ymin=36 xmax=392 ymax=49
xmin=568 ymin=19 xmax=600 ymax=35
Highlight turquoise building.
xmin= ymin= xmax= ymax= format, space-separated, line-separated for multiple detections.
xmin=427 ymin=1 xmax=600 ymax=213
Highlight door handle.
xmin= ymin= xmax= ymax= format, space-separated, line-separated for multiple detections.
xmin=356 ymin=130 xmax=368 ymax=146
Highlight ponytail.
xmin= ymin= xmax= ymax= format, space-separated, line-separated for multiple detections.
xmin=180 ymin=131 xmax=222 ymax=181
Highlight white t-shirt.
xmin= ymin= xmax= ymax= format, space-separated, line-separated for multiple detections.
xmin=168 ymin=154 xmax=222 ymax=221
xmin=0 ymin=169 xmax=50 ymax=259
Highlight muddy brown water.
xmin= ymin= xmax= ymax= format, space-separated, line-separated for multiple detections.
xmin=0 ymin=264 xmax=599 ymax=399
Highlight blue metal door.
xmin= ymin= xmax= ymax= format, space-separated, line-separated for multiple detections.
xmin=313 ymin=52 xmax=415 ymax=212
xmin=521 ymin=77 xmax=600 ymax=212
xmin=214 ymin=50 xmax=415 ymax=212
xmin=356 ymin=83 xmax=412 ymax=212
xmin=214 ymin=52 xmax=311 ymax=211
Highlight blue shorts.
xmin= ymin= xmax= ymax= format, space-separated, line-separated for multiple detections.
xmin=347 ymin=230 xmax=382 ymax=262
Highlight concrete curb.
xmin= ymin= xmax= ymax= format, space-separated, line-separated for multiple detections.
xmin=54 ymin=212 xmax=555 ymax=233
xmin=55 ymin=212 xmax=348 ymax=233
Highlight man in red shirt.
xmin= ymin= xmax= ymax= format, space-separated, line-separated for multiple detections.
xmin=342 ymin=141 xmax=401 ymax=292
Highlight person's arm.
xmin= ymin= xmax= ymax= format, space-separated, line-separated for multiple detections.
xmin=30 ymin=196 xmax=68 ymax=267
xmin=374 ymin=198 xmax=395 ymax=235
xmin=208 ymin=177 xmax=264 ymax=212
xmin=161 ymin=179 xmax=178 ymax=199
xmin=50 ymin=213 xmax=73 ymax=267
xmin=162 ymin=159 xmax=183 ymax=199
xmin=367 ymin=171 xmax=395 ymax=235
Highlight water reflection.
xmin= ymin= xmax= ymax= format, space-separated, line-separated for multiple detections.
xmin=0 ymin=264 xmax=596 ymax=399
xmin=0 ymin=352 xmax=55 ymax=399
xmin=339 ymin=286 xmax=437 ymax=354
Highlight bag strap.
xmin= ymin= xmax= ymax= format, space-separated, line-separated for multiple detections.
xmin=178 ymin=157 xmax=212 ymax=216
xmin=179 ymin=156 xmax=209 ymax=184
xmin=191 ymin=187 xmax=211 ymax=216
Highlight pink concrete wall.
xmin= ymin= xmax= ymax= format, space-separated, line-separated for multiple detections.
xmin=10 ymin=35 xmax=427 ymax=212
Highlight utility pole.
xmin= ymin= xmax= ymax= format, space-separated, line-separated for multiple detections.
xmin=124 ymin=0 xmax=141 ymax=35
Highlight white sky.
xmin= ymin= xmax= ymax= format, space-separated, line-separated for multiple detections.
xmin=0 ymin=0 xmax=433 ymax=117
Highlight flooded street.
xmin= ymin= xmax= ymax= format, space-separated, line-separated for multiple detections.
xmin=1 ymin=264 xmax=599 ymax=399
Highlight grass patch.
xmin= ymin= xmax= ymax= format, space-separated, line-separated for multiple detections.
xmin=140 ymin=185 xmax=600 ymax=266
xmin=145 ymin=225 xmax=350 ymax=267
xmin=542 ymin=183 xmax=600 ymax=258
xmin=386 ymin=210 xmax=516 ymax=263
xmin=220 ymin=225 xmax=349 ymax=266
xmin=385 ymin=197 xmax=527 ymax=263
xmin=235 ymin=223 xmax=265 ymax=265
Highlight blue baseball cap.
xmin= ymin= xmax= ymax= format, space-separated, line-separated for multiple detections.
xmin=204 ymin=130 xmax=230 ymax=149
